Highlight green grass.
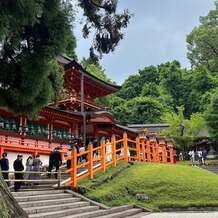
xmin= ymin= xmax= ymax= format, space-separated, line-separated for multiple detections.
xmin=78 ymin=161 xmax=218 ymax=211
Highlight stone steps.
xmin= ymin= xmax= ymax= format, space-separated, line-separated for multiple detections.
xmin=29 ymin=205 xmax=100 ymax=218
xmin=11 ymin=165 xmax=145 ymax=218
xmin=61 ymin=205 xmax=143 ymax=218
xmin=12 ymin=189 xmax=144 ymax=218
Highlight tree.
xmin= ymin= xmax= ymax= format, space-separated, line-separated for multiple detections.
xmin=117 ymin=75 xmax=142 ymax=100
xmin=186 ymin=1 xmax=218 ymax=72
xmin=110 ymin=96 xmax=166 ymax=125
xmin=79 ymin=0 xmax=132 ymax=61
xmin=0 ymin=0 xmax=76 ymax=116
xmin=161 ymin=106 xmax=206 ymax=152
xmin=0 ymin=0 xmax=132 ymax=116
xmin=205 ymin=88 xmax=218 ymax=141
xmin=158 ymin=61 xmax=185 ymax=109
xmin=185 ymin=66 xmax=217 ymax=115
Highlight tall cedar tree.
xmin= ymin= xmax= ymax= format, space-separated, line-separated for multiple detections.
xmin=0 ymin=0 xmax=132 ymax=116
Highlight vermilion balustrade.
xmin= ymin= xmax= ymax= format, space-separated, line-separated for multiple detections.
xmin=66 ymin=132 xmax=174 ymax=188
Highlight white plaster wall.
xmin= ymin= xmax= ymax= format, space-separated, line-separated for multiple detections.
xmin=6 ymin=152 xmax=49 ymax=171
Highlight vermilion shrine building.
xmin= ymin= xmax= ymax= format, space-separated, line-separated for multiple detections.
xmin=0 ymin=56 xmax=137 ymax=165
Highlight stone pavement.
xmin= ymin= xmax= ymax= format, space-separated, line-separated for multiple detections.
xmin=140 ymin=211 xmax=218 ymax=218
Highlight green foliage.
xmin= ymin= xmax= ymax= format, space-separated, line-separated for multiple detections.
xmin=82 ymin=162 xmax=218 ymax=211
xmin=161 ymin=106 xmax=206 ymax=151
xmin=158 ymin=61 xmax=185 ymax=108
xmin=0 ymin=0 xmax=131 ymax=117
xmin=81 ymin=58 xmax=111 ymax=82
xmin=0 ymin=0 xmax=75 ymax=116
xmin=186 ymin=1 xmax=218 ymax=72
xmin=205 ymin=88 xmax=218 ymax=141
xmin=109 ymin=96 xmax=167 ymax=125
xmin=141 ymin=83 xmax=160 ymax=98
xmin=78 ymin=0 xmax=133 ymax=61
xmin=118 ymin=75 xmax=142 ymax=100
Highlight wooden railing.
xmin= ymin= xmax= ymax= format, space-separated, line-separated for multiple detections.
xmin=0 ymin=135 xmax=70 ymax=158
xmin=2 ymin=170 xmax=62 ymax=188
xmin=66 ymin=132 xmax=174 ymax=188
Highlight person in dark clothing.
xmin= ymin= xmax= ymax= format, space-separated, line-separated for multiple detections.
xmin=0 ymin=152 xmax=10 ymax=186
xmin=13 ymin=154 xmax=24 ymax=192
xmin=91 ymin=138 xmax=99 ymax=148
xmin=66 ymin=149 xmax=71 ymax=170
xmin=48 ymin=147 xmax=62 ymax=179
xmin=71 ymin=140 xmax=80 ymax=163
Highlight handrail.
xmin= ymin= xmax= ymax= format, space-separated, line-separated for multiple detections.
xmin=65 ymin=132 xmax=174 ymax=188
xmin=0 ymin=134 xmax=70 ymax=157
xmin=1 ymin=132 xmax=174 ymax=189
xmin=1 ymin=170 xmax=61 ymax=188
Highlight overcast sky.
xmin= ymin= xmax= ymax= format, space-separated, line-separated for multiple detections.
xmin=75 ymin=0 xmax=216 ymax=85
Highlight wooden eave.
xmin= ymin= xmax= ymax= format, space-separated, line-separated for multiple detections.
xmin=49 ymin=98 xmax=101 ymax=112
xmin=40 ymin=106 xmax=82 ymax=123
xmin=87 ymin=110 xmax=119 ymax=125
xmin=111 ymin=124 xmax=138 ymax=138
xmin=64 ymin=60 xmax=121 ymax=98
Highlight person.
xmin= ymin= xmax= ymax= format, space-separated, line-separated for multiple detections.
xmin=120 ymin=146 xmax=130 ymax=161
xmin=66 ymin=149 xmax=72 ymax=170
xmin=105 ymin=139 xmax=112 ymax=162
xmin=197 ymin=150 xmax=203 ymax=165
xmin=94 ymin=149 xmax=101 ymax=161
xmin=48 ymin=147 xmax=62 ymax=179
xmin=188 ymin=150 xmax=195 ymax=166
xmin=79 ymin=144 xmax=86 ymax=163
xmin=71 ymin=140 xmax=80 ymax=163
xmin=179 ymin=152 xmax=183 ymax=161
xmin=24 ymin=155 xmax=33 ymax=184
xmin=173 ymin=150 xmax=177 ymax=164
xmin=32 ymin=154 xmax=42 ymax=184
xmin=13 ymin=154 xmax=24 ymax=192
xmin=0 ymin=152 xmax=10 ymax=186
xmin=202 ymin=149 xmax=207 ymax=165
xmin=91 ymin=138 xmax=99 ymax=148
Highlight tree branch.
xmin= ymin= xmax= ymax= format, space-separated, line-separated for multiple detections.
xmin=89 ymin=0 xmax=108 ymax=10
xmin=204 ymin=40 xmax=218 ymax=56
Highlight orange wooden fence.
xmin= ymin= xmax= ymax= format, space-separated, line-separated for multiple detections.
xmin=66 ymin=132 xmax=174 ymax=188
xmin=0 ymin=135 xmax=69 ymax=159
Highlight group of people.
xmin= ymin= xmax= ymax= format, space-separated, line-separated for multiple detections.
xmin=188 ymin=149 xmax=207 ymax=166
xmin=0 ymin=153 xmax=43 ymax=192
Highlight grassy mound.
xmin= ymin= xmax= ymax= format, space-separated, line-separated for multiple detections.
xmin=78 ymin=161 xmax=218 ymax=211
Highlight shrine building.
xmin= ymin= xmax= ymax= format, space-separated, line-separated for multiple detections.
xmin=0 ymin=56 xmax=137 ymax=167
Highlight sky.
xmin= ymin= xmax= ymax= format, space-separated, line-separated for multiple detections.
xmin=75 ymin=0 xmax=216 ymax=85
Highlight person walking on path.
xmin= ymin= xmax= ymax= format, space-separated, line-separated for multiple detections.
xmin=179 ymin=152 xmax=183 ymax=161
xmin=32 ymin=154 xmax=42 ymax=184
xmin=48 ymin=147 xmax=62 ymax=179
xmin=188 ymin=150 xmax=195 ymax=166
xmin=13 ymin=154 xmax=24 ymax=192
xmin=202 ymin=149 xmax=207 ymax=165
xmin=66 ymin=149 xmax=72 ymax=170
xmin=198 ymin=150 xmax=203 ymax=165
xmin=0 ymin=152 xmax=10 ymax=186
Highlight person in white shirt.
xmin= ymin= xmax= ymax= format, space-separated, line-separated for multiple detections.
xmin=105 ymin=139 xmax=112 ymax=162
xmin=188 ymin=150 xmax=195 ymax=166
